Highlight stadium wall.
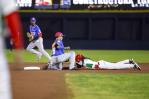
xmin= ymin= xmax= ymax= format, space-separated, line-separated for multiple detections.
xmin=19 ymin=12 xmax=149 ymax=49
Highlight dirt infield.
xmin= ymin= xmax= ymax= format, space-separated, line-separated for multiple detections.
xmin=9 ymin=63 xmax=149 ymax=99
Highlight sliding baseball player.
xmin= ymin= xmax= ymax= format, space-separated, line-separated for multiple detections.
xmin=47 ymin=32 xmax=76 ymax=70
xmin=26 ymin=17 xmax=52 ymax=65
xmin=75 ymin=54 xmax=141 ymax=70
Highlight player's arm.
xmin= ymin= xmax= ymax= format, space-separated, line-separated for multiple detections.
xmin=52 ymin=42 xmax=56 ymax=48
xmin=2 ymin=0 xmax=23 ymax=49
xmin=52 ymin=40 xmax=61 ymax=49
xmin=3 ymin=0 xmax=24 ymax=69
xmin=54 ymin=42 xmax=61 ymax=49
xmin=37 ymin=26 xmax=42 ymax=37
xmin=5 ymin=12 xmax=23 ymax=49
xmin=54 ymin=42 xmax=69 ymax=50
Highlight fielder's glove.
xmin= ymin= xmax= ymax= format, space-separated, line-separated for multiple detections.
xmin=27 ymin=32 xmax=34 ymax=41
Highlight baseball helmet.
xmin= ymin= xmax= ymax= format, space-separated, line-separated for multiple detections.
xmin=75 ymin=54 xmax=85 ymax=62
xmin=30 ymin=17 xmax=36 ymax=22
xmin=55 ymin=32 xmax=63 ymax=38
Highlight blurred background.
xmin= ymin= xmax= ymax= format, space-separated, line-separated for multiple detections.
xmin=5 ymin=0 xmax=149 ymax=50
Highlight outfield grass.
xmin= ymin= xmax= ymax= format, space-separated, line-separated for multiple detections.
xmin=66 ymin=73 xmax=149 ymax=99
xmin=5 ymin=49 xmax=149 ymax=63
xmin=75 ymin=50 xmax=149 ymax=63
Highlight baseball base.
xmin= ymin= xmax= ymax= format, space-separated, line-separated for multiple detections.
xmin=24 ymin=66 xmax=40 ymax=70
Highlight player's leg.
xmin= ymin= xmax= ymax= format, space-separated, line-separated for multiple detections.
xmin=58 ymin=62 xmax=63 ymax=70
xmin=0 ymin=38 xmax=12 ymax=99
xmin=48 ymin=56 xmax=59 ymax=70
xmin=0 ymin=58 xmax=12 ymax=99
xmin=98 ymin=60 xmax=134 ymax=69
xmin=36 ymin=38 xmax=52 ymax=63
xmin=57 ymin=51 xmax=76 ymax=70
xmin=26 ymin=41 xmax=42 ymax=60
xmin=69 ymin=51 xmax=76 ymax=69
xmin=116 ymin=59 xmax=130 ymax=64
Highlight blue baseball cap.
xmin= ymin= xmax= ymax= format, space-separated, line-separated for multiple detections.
xmin=30 ymin=17 xmax=36 ymax=22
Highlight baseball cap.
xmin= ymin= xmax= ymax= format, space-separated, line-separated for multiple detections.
xmin=55 ymin=32 xmax=64 ymax=38
xmin=30 ymin=17 xmax=36 ymax=22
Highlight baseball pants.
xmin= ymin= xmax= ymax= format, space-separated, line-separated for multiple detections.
xmin=26 ymin=37 xmax=52 ymax=62
xmin=98 ymin=60 xmax=134 ymax=69
xmin=0 ymin=37 xmax=12 ymax=99
xmin=49 ymin=51 xmax=75 ymax=70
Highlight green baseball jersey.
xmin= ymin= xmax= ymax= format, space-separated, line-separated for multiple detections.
xmin=77 ymin=59 xmax=98 ymax=69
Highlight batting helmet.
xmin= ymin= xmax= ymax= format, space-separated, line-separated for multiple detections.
xmin=30 ymin=17 xmax=36 ymax=22
xmin=55 ymin=32 xmax=63 ymax=38
xmin=75 ymin=54 xmax=85 ymax=62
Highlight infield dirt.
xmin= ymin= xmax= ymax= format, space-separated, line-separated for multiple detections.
xmin=9 ymin=63 xmax=149 ymax=99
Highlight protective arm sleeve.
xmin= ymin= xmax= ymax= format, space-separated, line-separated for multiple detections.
xmin=5 ymin=12 xmax=23 ymax=49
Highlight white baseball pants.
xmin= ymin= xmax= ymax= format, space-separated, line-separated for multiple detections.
xmin=98 ymin=60 xmax=134 ymax=69
xmin=0 ymin=37 xmax=12 ymax=99
xmin=51 ymin=51 xmax=75 ymax=70
xmin=26 ymin=37 xmax=52 ymax=62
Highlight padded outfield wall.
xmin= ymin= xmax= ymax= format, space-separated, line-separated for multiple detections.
xmin=18 ymin=11 xmax=149 ymax=49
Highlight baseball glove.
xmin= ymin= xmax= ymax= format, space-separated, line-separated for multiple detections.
xmin=27 ymin=32 xmax=34 ymax=41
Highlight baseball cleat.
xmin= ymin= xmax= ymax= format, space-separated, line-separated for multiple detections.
xmin=130 ymin=59 xmax=141 ymax=71
xmin=48 ymin=62 xmax=52 ymax=67
xmin=48 ymin=66 xmax=60 ymax=70
xmin=129 ymin=59 xmax=134 ymax=64
xmin=70 ymin=67 xmax=78 ymax=70
xmin=134 ymin=63 xmax=141 ymax=71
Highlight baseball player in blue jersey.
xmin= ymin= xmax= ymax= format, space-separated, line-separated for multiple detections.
xmin=47 ymin=32 xmax=76 ymax=70
xmin=26 ymin=17 xmax=52 ymax=65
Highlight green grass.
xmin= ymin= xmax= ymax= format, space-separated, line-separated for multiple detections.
xmin=75 ymin=50 xmax=149 ymax=63
xmin=66 ymin=73 xmax=149 ymax=99
xmin=5 ymin=50 xmax=149 ymax=63
xmin=6 ymin=49 xmax=149 ymax=99
xmin=5 ymin=49 xmax=52 ymax=63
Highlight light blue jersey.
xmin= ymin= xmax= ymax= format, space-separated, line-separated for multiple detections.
xmin=29 ymin=25 xmax=42 ymax=40
xmin=52 ymin=40 xmax=64 ymax=56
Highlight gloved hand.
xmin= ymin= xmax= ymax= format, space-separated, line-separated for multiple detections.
xmin=27 ymin=32 xmax=34 ymax=41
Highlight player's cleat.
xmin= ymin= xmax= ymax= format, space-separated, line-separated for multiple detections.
xmin=47 ymin=63 xmax=62 ymax=70
xmin=134 ymin=63 xmax=141 ymax=71
xmin=129 ymin=59 xmax=134 ymax=64
xmin=48 ymin=62 xmax=52 ymax=66
xmin=48 ymin=66 xmax=60 ymax=70
xmin=47 ymin=62 xmax=52 ymax=70
xmin=130 ymin=59 xmax=141 ymax=71
xmin=70 ymin=66 xmax=77 ymax=70
xmin=36 ymin=54 xmax=42 ymax=61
